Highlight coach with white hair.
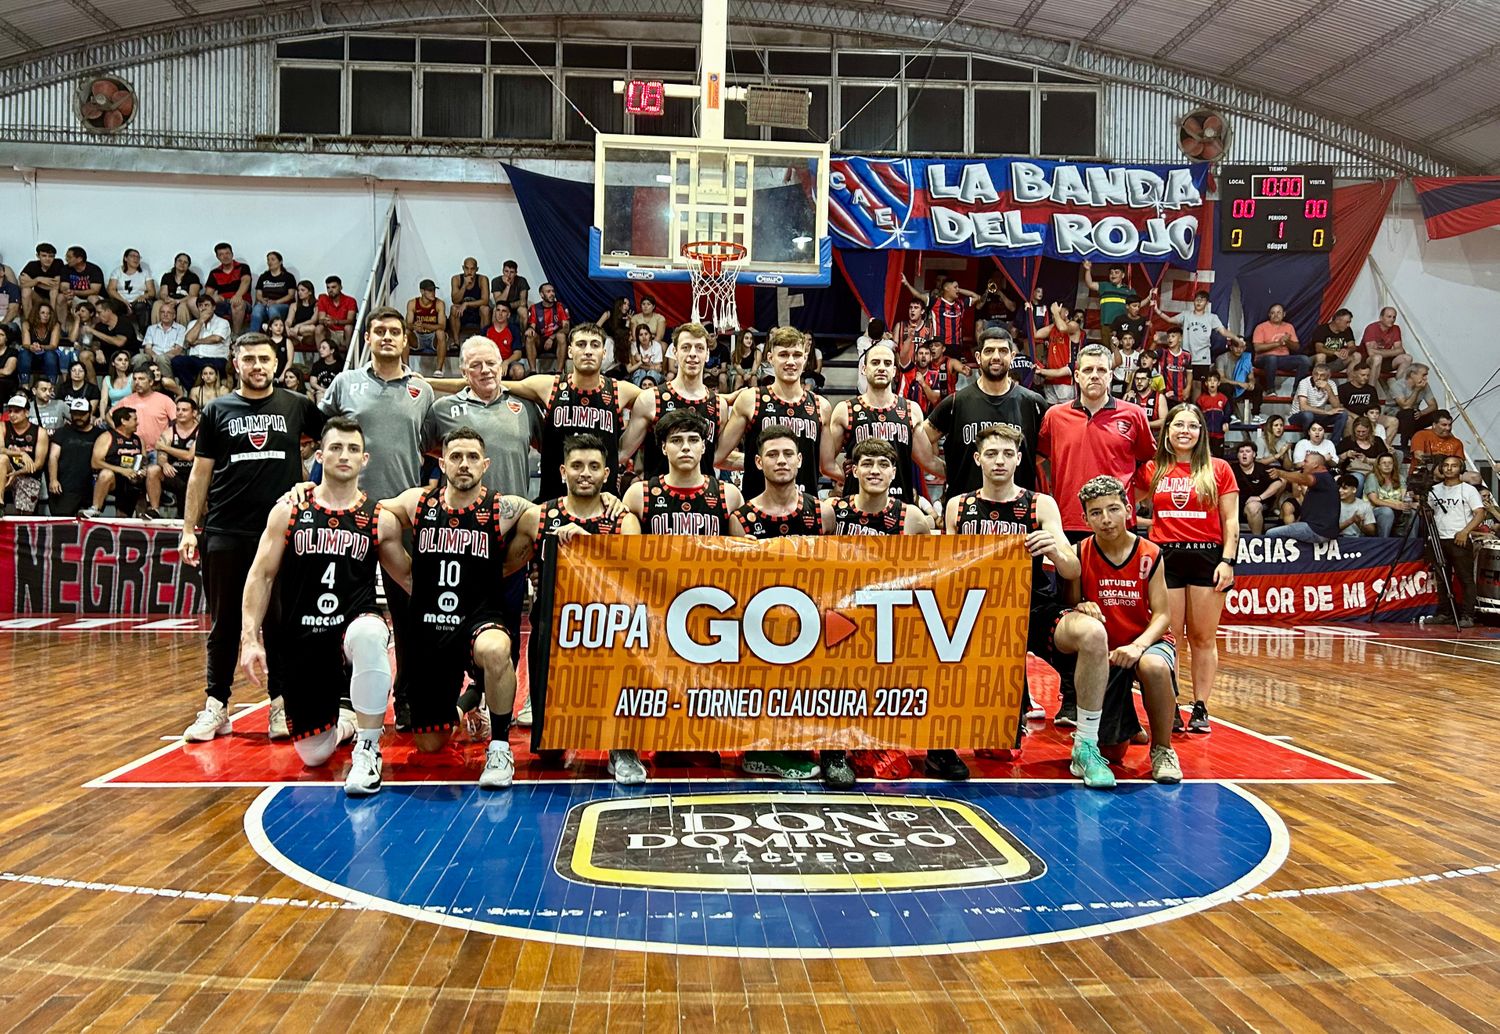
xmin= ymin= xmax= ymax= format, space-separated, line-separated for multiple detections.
xmin=423 ymin=336 xmax=541 ymax=496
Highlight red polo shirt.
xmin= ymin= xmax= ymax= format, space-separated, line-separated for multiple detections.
xmin=1037 ymin=394 xmax=1155 ymax=531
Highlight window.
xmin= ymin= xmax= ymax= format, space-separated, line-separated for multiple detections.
xmin=974 ymin=88 xmax=1031 ymax=154
xmin=906 ymin=86 xmax=965 ymax=153
xmin=494 ymin=74 xmax=553 ymax=139
xmin=839 ymin=83 xmax=898 ymax=151
xmin=349 ymin=36 xmax=415 ymax=62
xmin=728 ymin=48 xmax=765 ymax=75
xmin=726 ymin=84 xmax=758 ymax=139
xmin=769 ymin=50 xmax=831 ymax=76
xmin=351 ymin=69 xmax=412 ymax=136
xmin=632 ymin=45 xmax=696 ymax=72
xmin=839 ymin=52 xmax=901 ymax=78
xmin=492 ymin=40 xmax=557 ymax=66
xmin=650 ymin=92 xmax=697 ymax=138
xmin=565 ymin=76 xmax=623 ymax=141
xmin=277 ymin=37 xmax=342 ymax=60
xmin=422 ymin=38 xmax=486 ymax=65
xmin=973 ymin=59 xmax=1033 ymax=82
xmin=771 ymin=83 xmax=827 ymax=142
xmin=903 ymin=54 xmax=968 ymax=81
xmin=423 ymin=72 xmax=482 ymax=138
xmin=279 ymin=67 xmax=341 ymax=134
xmin=1040 ymin=90 xmax=1098 ymax=156
xmin=564 ymin=43 xmax=626 ymax=70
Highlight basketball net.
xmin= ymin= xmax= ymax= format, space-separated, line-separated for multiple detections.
xmin=683 ymin=241 xmax=747 ymax=333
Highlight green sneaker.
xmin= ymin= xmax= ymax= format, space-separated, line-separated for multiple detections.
xmin=1069 ymin=738 xmax=1117 ymax=789
xmin=742 ymin=751 xmax=821 ymax=780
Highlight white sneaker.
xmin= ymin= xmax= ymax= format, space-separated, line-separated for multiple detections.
xmin=267 ymin=698 xmax=290 ymax=740
xmin=479 ymin=741 xmax=515 ymax=790
xmin=1150 ymin=745 xmax=1183 ymax=784
xmin=1024 ymin=703 xmax=1046 ymax=720
xmin=79 ymin=507 xmax=102 ymax=519
xmin=345 ymin=738 xmax=383 ymax=796
xmin=608 ymin=749 xmax=648 ymax=785
xmin=336 ymin=708 xmax=357 ymax=746
xmin=515 ymin=696 xmax=533 ymax=727
xmin=461 ymin=706 xmax=491 ymax=743
xmin=183 ymin=698 xmax=231 ymax=741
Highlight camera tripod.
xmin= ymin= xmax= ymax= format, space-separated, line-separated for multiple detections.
xmin=1367 ymin=493 xmax=1461 ymax=625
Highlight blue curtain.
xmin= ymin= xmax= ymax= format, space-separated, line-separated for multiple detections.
xmin=503 ymin=163 xmax=617 ymax=325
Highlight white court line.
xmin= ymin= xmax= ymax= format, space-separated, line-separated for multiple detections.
xmin=1358 ymin=638 xmax=1500 ymax=669
xmin=81 ymin=700 xmax=271 ymax=789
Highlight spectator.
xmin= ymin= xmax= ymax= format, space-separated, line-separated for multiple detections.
xmin=1214 ymin=336 xmax=1258 ymax=417
xmin=101 ymin=349 xmax=134 ymax=417
xmin=0 ymin=331 xmax=20 ymax=405
xmin=1124 ymin=368 xmax=1166 ymax=434
xmin=1337 ymin=361 xmax=1396 ymax=439
xmin=142 ymin=357 xmax=182 ymax=400
xmin=1265 ymin=450 xmax=1339 ymax=544
xmin=1163 ymin=289 xmax=1241 ymax=381
xmin=308 ymin=338 xmax=343 ymax=400
xmin=286 ymin=280 xmax=319 ymax=353
xmin=59 ymin=360 xmax=100 ymax=415
xmin=155 ymin=252 xmax=200 ymax=325
xmin=626 ymin=322 xmax=665 ymax=387
xmin=448 ymin=257 xmax=489 ymax=342
xmin=141 ymin=301 xmax=187 ymax=373
xmin=0 ymin=269 xmax=18 ymax=331
xmin=314 ymin=276 xmax=357 ymax=352
xmin=484 ymin=303 xmax=518 ymax=365
xmin=1427 ymin=455 xmax=1484 ymax=627
xmin=1309 ymin=308 xmax=1357 ymax=373
xmin=1 ymin=393 xmax=48 ymax=514
xmin=974 ymin=276 xmax=1017 ymax=332
xmin=279 ymin=363 xmax=312 ymax=399
xmin=1158 ymin=328 xmax=1193 ymax=406
xmin=106 ymin=249 xmax=155 ymax=334
xmin=81 ymin=407 xmax=145 ymax=517
xmin=1232 ymin=441 xmax=1279 ymax=534
xmin=1337 ymin=474 xmax=1375 ymax=537
xmin=1196 ymin=372 xmax=1230 ymax=452
xmin=266 ymin=316 xmax=294 ymax=375
xmin=90 ymin=299 xmax=141 ymax=360
xmin=250 ymin=251 xmax=296 ymax=334
xmin=1037 ymin=301 xmax=1080 ymax=404
xmin=146 ymin=395 xmax=199 ymax=517
xmin=1360 ymin=306 xmax=1410 ymax=386
xmin=1289 ymin=364 xmax=1346 ymax=442
xmin=1408 ymin=410 xmax=1481 ymax=485
xmin=899 ymin=341 xmax=940 ymax=414
xmin=1082 ymin=260 xmax=1145 ymax=330
xmin=112 ymin=368 xmax=178 ymax=454
xmin=406 ymin=279 xmax=448 ymax=369
xmin=894 ymin=298 xmax=930 ymax=369
xmin=731 ymin=330 xmax=759 ymax=392
xmin=1293 ymin=421 xmax=1338 ymax=467
xmin=1255 ymin=413 xmax=1292 ymax=471
xmin=490 ymin=259 xmax=529 ymax=334
xmin=707 ymin=331 xmax=731 ymax=393
xmin=19 ymin=301 xmax=61 ymax=384
xmin=1366 ymin=453 xmax=1410 ymax=537
xmin=597 ymin=296 xmax=633 ymax=371
xmin=922 ymin=338 xmax=970 ymax=401
xmin=46 ymin=397 xmax=103 ymax=515
xmin=174 ymin=296 xmax=231 ymax=389
xmin=526 ymin=282 xmax=570 ymax=372
xmin=189 ymin=364 xmax=230 ymax=410
xmin=19 ymin=243 xmax=65 ymax=320
xmin=1135 ymin=348 xmax=1167 ymax=393
xmin=60 ymin=246 xmax=105 ymax=313
xmin=1388 ymin=362 xmax=1438 ymax=443
xmin=801 ymin=332 xmax=825 ymax=391
xmin=1337 ymin=416 xmax=1388 ymax=492
xmin=29 ymin=376 xmax=66 ymax=433
xmin=907 ymin=276 xmax=981 ymax=359
xmin=1111 ymin=329 xmax=1143 ymax=394
xmin=203 ymin=242 xmax=251 ymax=334
xmin=1251 ymin=302 xmax=1308 ymax=397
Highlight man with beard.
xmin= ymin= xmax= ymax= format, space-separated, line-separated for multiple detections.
xmin=619 ymin=322 xmax=725 ymax=480
xmin=822 ymin=342 xmax=922 ymax=503
xmin=914 ymin=327 xmax=1047 ymax=501
xmin=380 ymin=427 xmax=531 ymax=789
xmin=237 ymin=418 xmax=392 ymax=794
xmin=180 ymin=334 xmax=326 ymax=743
xmin=146 ymin=395 xmax=199 ymax=516
xmin=46 ymin=397 xmax=104 ymax=515
xmin=506 ymin=433 xmax=644 ymax=783
xmin=716 ymin=325 xmax=832 ymax=499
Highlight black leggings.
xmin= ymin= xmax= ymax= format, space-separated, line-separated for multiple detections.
xmin=203 ymin=534 xmax=278 ymax=703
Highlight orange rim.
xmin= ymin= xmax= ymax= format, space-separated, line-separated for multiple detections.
xmin=682 ymin=241 xmax=747 ymax=277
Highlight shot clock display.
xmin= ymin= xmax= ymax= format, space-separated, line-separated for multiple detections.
xmin=624 ymin=79 xmax=666 ymax=117
xmin=1219 ymin=165 xmax=1334 ymax=253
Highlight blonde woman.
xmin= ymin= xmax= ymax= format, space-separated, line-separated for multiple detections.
xmin=1138 ymin=403 xmax=1239 ymax=735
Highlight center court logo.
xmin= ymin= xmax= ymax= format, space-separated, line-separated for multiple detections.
xmin=556 ymin=791 xmax=1044 ymax=892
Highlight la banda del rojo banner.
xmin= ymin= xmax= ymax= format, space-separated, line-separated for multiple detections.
xmin=829 ymin=157 xmax=1211 ymax=262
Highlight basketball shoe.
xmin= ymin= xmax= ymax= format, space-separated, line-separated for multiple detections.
xmin=1187 ymin=700 xmax=1211 ymax=734
xmin=183 ymin=698 xmax=230 ymax=741
xmin=268 ymin=698 xmax=290 ymax=740
xmin=608 ymin=749 xmax=647 ymax=785
xmin=479 ymin=741 xmax=515 ymax=790
xmin=1069 ymin=738 xmax=1116 ymax=789
xmin=1150 ymin=745 xmax=1182 ymax=784
xmin=742 ymin=751 xmax=820 ymax=780
xmin=515 ymin=695 xmax=533 ymax=727
xmin=461 ymin=706 xmax=491 ymax=743
xmin=345 ymin=739 xmax=383 ymax=796
xmin=820 ymin=751 xmax=856 ymax=789
xmin=849 ymin=750 xmax=912 ymax=780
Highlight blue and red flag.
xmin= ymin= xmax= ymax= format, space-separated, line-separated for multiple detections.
xmin=1413 ymin=176 xmax=1500 ymax=241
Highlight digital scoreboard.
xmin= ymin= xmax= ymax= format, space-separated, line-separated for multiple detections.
xmin=624 ymin=79 xmax=666 ymax=116
xmin=1219 ymin=164 xmax=1334 ymax=253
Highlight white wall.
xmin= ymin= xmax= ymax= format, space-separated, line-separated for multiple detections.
xmin=0 ymin=168 xmax=544 ymax=326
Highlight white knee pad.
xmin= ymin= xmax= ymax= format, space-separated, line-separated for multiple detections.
xmin=344 ymin=614 xmax=393 ymax=718
xmin=293 ymin=725 xmax=340 ymax=768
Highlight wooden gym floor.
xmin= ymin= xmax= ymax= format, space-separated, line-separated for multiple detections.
xmin=1 ymin=621 xmax=1498 ymax=1032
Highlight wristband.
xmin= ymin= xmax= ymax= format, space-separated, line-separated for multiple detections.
xmin=1220 ymin=556 xmax=1237 ymax=567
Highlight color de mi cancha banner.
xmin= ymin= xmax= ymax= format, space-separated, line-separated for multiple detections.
xmin=1223 ymin=535 xmax=1437 ymax=626
xmin=533 ymin=535 xmax=1031 ymax=752
xmin=0 ymin=518 xmax=203 ymax=614
xmin=829 ymin=157 xmax=1211 ymax=262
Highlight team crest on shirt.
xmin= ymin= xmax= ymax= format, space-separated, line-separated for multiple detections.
xmin=248 ymin=431 xmax=268 ymax=449
xmin=1166 ymin=476 xmax=1192 ymax=509
xmin=407 ymin=386 xmax=422 ymax=400
xmin=1114 ymin=419 xmax=1133 ymax=437
xmin=507 ymin=400 xmax=523 ymax=415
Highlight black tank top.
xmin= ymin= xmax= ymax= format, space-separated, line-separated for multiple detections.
xmin=280 ymin=494 xmax=380 ymax=632
xmin=538 ymin=497 xmax=627 ymax=539
xmin=642 ymin=383 xmax=719 ymax=478
xmin=642 ymin=476 xmax=729 ymax=535
xmin=732 ymin=492 xmax=822 ymax=539
xmin=105 ymin=430 xmax=144 ymax=474
xmin=411 ymin=487 xmax=510 ymax=630
xmin=846 ymin=396 xmax=916 ymax=503
xmin=741 ymin=389 xmax=822 ymax=499
xmin=939 ymin=386 xmax=1041 ymax=497
xmin=830 ymin=496 xmax=904 ymax=536
xmin=540 ymin=376 xmax=624 ymax=500
xmin=5 ymin=422 xmax=37 ymax=473
xmin=953 ymin=489 xmax=1052 ymax=602
xmin=168 ymin=422 xmax=198 ymax=476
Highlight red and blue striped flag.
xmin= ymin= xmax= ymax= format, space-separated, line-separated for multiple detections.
xmin=1412 ymin=176 xmax=1500 ymax=240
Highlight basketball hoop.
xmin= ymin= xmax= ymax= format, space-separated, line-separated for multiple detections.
xmin=682 ymin=240 xmax=747 ymax=332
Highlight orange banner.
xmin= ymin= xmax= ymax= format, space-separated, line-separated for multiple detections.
xmin=535 ymin=536 xmax=1031 ymax=751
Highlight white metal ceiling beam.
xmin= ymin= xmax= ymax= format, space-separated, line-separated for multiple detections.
xmin=1292 ymin=0 xmax=1465 ymax=97
xmin=1359 ymin=40 xmax=1500 ymax=120
xmin=1220 ymin=0 xmax=1344 ymax=79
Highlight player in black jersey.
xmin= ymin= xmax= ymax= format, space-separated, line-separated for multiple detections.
xmin=729 ymin=425 xmax=823 ymax=539
xmin=237 ymin=418 xmax=392 ymax=794
xmin=716 ymin=325 xmax=833 ymax=499
xmin=147 ymin=396 xmax=198 ymax=516
xmin=821 ymin=439 xmax=931 ymax=536
xmin=822 ymin=343 xmax=924 ymax=505
xmin=943 ymin=423 xmax=1117 ymax=789
xmin=506 ymin=433 xmax=645 ymax=784
xmin=619 ymin=322 xmax=727 ymax=481
xmin=624 ymin=408 xmax=743 ymax=535
xmin=499 ymin=323 xmax=642 ymax=500
xmin=379 ymin=426 xmax=532 ymax=790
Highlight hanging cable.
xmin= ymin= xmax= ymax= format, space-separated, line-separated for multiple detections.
xmin=470 ymin=0 xmax=601 ymax=135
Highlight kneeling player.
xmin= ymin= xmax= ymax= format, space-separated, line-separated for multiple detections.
xmin=380 ymin=427 xmax=531 ymax=790
xmin=238 ymin=417 xmax=393 ymax=796
xmin=1074 ymin=476 xmax=1182 ymax=783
